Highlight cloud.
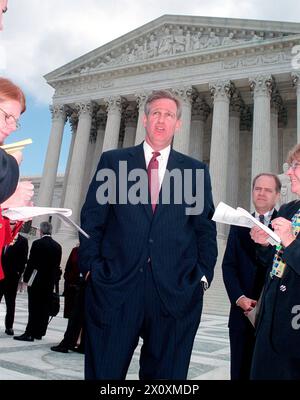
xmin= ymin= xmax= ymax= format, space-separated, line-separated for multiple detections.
xmin=1 ymin=0 xmax=300 ymax=105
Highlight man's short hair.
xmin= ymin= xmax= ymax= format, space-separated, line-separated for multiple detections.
xmin=252 ymin=173 xmax=282 ymax=193
xmin=40 ymin=221 xmax=52 ymax=235
xmin=144 ymin=90 xmax=182 ymax=119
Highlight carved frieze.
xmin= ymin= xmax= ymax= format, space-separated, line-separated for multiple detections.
xmin=55 ymin=79 xmax=114 ymax=97
xmin=75 ymin=25 xmax=281 ymax=75
xmin=222 ymin=51 xmax=290 ymax=70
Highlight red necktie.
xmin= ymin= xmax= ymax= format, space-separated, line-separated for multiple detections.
xmin=148 ymin=151 xmax=161 ymax=212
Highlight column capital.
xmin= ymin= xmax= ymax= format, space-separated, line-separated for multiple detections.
xmin=105 ymin=96 xmax=123 ymax=113
xmin=192 ymin=96 xmax=210 ymax=121
xmin=209 ymin=80 xmax=233 ymax=101
xmin=135 ymin=92 xmax=150 ymax=109
xmin=49 ymin=104 xmax=66 ymax=121
xmin=172 ymin=86 xmax=193 ymax=105
xmin=75 ymin=102 xmax=93 ymax=117
xmin=249 ymin=74 xmax=274 ymax=97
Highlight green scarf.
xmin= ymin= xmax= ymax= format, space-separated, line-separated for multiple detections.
xmin=270 ymin=209 xmax=300 ymax=278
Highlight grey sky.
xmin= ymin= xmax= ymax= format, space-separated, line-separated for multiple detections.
xmin=1 ymin=0 xmax=300 ymax=104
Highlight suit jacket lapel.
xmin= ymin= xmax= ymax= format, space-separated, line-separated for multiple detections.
xmin=154 ymin=149 xmax=184 ymax=220
xmin=127 ymin=143 xmax=153 ymax=220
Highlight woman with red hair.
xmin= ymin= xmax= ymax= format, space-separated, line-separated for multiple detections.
xmin=0 ymin=77 xmax=33 ymax=280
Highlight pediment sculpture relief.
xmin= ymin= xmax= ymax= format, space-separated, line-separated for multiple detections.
xmin=78 ymin=28 xmax=274 ymax=74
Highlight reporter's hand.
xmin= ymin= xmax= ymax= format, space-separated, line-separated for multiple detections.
xmin=271 ymin=217 xmax=295 ymax=248
xmin=250 ymin=226 xmax=269 ymax=246
xmin=237 ymin=296 xmax=257 ymax=313
xmin=1 ymin=181 xmax=34 ymax=208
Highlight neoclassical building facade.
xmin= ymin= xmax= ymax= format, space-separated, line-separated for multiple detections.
xmin=38 ymin=14 xmax=300 ymax=237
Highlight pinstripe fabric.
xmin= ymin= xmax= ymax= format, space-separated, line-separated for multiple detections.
xmin=79 ymin=143 xmax=217 ymax=380
xmin=85 ymin=262 xmax=203 ymax=379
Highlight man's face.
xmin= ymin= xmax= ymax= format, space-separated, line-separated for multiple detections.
xmin=0 ymin=0 xmax=8 ymax=31
xmin=252 ymin=175 xmax=280 ymax=213
xmin=0 ymin=99 xmax=22 ymax=144
xmin=143 ymin=98 xmax=181 ymax=151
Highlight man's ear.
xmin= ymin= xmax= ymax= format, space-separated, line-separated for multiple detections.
xmin=174 ymin=119 xmax=182 ymax=133
xmin=143 ymin=114 xmax=147 ymax=128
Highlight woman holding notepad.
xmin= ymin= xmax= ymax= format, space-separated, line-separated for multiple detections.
xmin=0 ymin=77 xmax=34 ymax=280
xmin=250 ymin=143 xmax=300 ymax=380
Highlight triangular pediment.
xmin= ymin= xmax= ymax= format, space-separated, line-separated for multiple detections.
xmin=45 ymin=14 xmax=300 ymax=84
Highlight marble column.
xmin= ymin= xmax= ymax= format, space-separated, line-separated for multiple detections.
xmin=189 ymin=95 xmax=210 ymax=161
xmin=123 ymin=103 xmax=138 ymax=148
xmin=270 ymin=89 xmax=282 ymax=174
xmin=227 ymin=91 xmax=243 ymax=208
xmin=134 ymin=92 xmax=148 ymax=145
xmin=52 ymin=109 xmax=78 ymax=234
xmin=102 ymin=96 xmax=122 ymax=152
xmin=172 ymin=87 xmax=193 ymax=155
xmin=36 ymin=104 xmax=66 ymax=208
xmin=81 ymin=129 xmax=97 ymax=202
xmin=62 ymin=102 xmax=93 ymax=233
xmin=58 ymin=109 xmax=78 ymax=208
xmin=292 ymin=72 xmax=300 ymax=143
xmin=90 ymin=108 xmax=107 ymax=180
xmin=209 ymin=80 xmax=233 ymax=214
xmin=249 ymin=75 xmax=273 ymax=182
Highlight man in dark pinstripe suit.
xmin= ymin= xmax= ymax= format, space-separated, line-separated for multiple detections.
xmin=79 ymin=90 xmax=218 ymax=380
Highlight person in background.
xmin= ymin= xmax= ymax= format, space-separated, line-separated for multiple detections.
xmin=0 ymin=220 xmax=28 ymax=335
xmin=222 ymin=173 xmax=280 ymax=379
xmin=0 ymin=77 xmax=34 ymax=281
xmin=14 ymin=222 xmax=62 ymax=342
xmin=250 ymin=143 xmax=300 ymax=379
xmin=51 ymin=244 xmax=85 ymax=354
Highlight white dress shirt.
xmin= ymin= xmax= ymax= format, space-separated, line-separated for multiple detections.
xmin=143 ymin=141 xmax=208 ymax=290
xmin=143 ymin=140 xmax=170 ymax=188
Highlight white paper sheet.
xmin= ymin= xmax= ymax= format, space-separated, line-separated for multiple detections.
xmin=2 ymin=206 xmax=90 ymax=239
xmin=212 ymin=202 xmax=280 ymax=246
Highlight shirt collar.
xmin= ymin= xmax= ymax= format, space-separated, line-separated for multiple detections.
xmin=255 ymin=208 xmax=275 ymax=221
xmin=143 ymin=140 xmax=171 ymax=163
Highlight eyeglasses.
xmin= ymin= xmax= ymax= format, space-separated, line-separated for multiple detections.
xmin=0 ymin=107 xmax=21 ymax=130
xmin=283 ymin=161 xmax=300 ymax=172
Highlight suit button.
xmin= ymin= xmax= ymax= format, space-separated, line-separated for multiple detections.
xmin=139 ymin=268 xmax=143 ymax=272
xmin=149 ymin=238 xmax=154 ymax=244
